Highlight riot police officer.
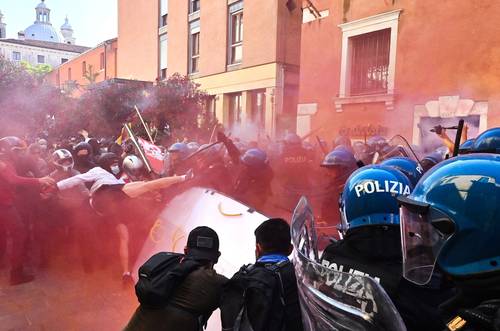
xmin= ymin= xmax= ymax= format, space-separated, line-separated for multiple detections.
xmin=470 ymin=127 xmax=500 ymax=154
xmin=380 ymin=156 xmax=424 ymax=187
xmin=399 ymin=154 xmax=500 ymax=331
xmin=321 ymin=165 xmax=450 ymax=331
xmin=319 ymin=148 xmax=358 ymax=229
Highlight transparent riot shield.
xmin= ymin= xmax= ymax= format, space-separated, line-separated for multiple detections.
xmin=292 ymin=197 xmax=407 ymax=331
xmin=376 ymin=135 xmax=422 ymax=167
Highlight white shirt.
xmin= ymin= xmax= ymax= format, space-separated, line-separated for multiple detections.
xmin=57 ymin=167 xmax=125 ymax=196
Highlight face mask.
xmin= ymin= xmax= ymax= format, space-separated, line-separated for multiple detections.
xmin=111 ymin=165 xmax=121 ymax=175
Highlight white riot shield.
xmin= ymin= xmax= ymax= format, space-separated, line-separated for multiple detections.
xmin=133 ymin=187 xmax=269 ymax=331
xmin=292 ymin=197 xmax=407 ymax=331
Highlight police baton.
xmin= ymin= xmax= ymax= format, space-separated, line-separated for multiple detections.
xmin=452 ymin=119 xmax=465 ymax=157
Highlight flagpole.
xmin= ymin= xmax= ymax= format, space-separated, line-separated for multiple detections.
xmin=124 ymin=124 xmax=153 ymax=173
xmin=134 ymin=105 xmax=154 ymax=144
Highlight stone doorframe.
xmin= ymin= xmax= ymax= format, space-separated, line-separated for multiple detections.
xmin=412 ymin=95 xmax=488 ymax=145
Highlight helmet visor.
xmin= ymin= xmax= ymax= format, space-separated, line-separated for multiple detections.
xmin=399 ymin=198 xmax=455 ymax=285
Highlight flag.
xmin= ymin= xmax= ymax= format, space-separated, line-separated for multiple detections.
xmin=116 ymin=123 xmax=131 ymax=145
xmin=137 ymin=137 xmax=165 ymax=174
xmin=123 ymin=124 xmax=153 ymax=173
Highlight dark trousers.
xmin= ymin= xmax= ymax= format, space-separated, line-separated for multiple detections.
xmin=0 ymin=205 xmax=29 ymax=273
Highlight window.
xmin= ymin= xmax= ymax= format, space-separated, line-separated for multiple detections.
xmin=160 ymin=0 xmax=168 ymax=27
xmin=100 ymin=52 xmax=105 ymax=70
xmin=189 ymin=20 xmax=200 ymax=74
xmin=189 ymin=0 xmax=200 ymax=14
xmin=37 ymin=55 xmax=45 ymax=63
xmin=61 ymin=58 xmax=68 ymax=64
xmin=82 ymin=61 xmax=86 ymax=76
xmin=251 ymin=90 xmax=266 ymax=127
xmin=228 ymin=1 xmax=243 ymax=65
xmin=68 ymin=67 xmax=72 ymax=80
xmin=338 ymin=10 xmax=401 ymax=100
xmin=228 ymin=93 xmax=243 ymax=127
xmin=349 ymin=29 xmax=390 ymax=95
xmin=12 ymin=51 xmax=21 ymax=61
xmin=159 ymin=34 xmax=168 ymax=79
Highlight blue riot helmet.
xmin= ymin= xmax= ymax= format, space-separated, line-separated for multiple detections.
xmin=241 ymin=148 xmax=268 ymax=168
xmin=321 ymin=148 xmax=357 ymax=169
xmin=333 ymin=135 xmax=352 ymax=150
xmin=380 ymin=157 xmax=424 ymax=187
xmin=168 ymin=142 xmax=189 ymax=161
xmin=470 ymin=127 xmax=500 ymax=154
xmin=339 ymin=165 xmax=412 ymax=236
xmin=420 ymin=151 xmax=444 ymax=172
xmin=283 ymin=133 xmax=302 ymax=147
xmin=367 ymin=135 xmax=388 ymax=152
xmin=458 ymin=138 xmax=475 ymax=154
xmin=398 ymin=154 xmax=500 ymax=285
xmin=187 ymin=141 xmax=200 ymax=155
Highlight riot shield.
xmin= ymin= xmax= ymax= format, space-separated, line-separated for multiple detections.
xmin=292 ymin=197 xmax=407 ymax=331
xmin=133 ymin=187 xmax=269 ymax=331
xmin=376 ymin=135 xmax=422 ymax=168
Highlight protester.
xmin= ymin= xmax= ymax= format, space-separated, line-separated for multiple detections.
xmin=0 ymin=136 xmax=55 ymax=285
xmin=123 ymin=226 xmax=227 ymax=331
xmin=221 ymin=218 xmax=303 ymax=331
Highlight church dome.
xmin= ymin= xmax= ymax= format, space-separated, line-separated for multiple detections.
xmin=23 ymin=0 xmax=62 ymax=43
xmin=24 ymin=23 xmax=61 ymax=42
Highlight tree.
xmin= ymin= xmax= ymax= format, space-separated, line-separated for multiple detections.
xmin=0 ymin=56 xmax=67 ymax=138
xmin=145 ymin=73 xmax=216 ymax=143
xmin=21 ymin=61 xmax=53 ymax=83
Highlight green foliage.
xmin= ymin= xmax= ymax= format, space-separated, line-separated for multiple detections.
xmin=0 ymin=56 xmax=65 ymax=138
xmin=0 ymin=55 xmax=216 ymax=144
xmin=21 ymin=61 xmax=53 ymax=82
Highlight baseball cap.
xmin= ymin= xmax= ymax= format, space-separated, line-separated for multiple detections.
xmin=186 ymin=226 xmax=221 ymax=263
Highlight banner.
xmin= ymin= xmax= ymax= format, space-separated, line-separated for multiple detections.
xmin=137 ymin=137 xmax=165 ymax=174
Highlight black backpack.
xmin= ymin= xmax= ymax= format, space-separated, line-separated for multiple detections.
xmin=135 ymin=252 xmax=201 ymax=309
xmin=221 ymin=260 xmax=289 ymax=331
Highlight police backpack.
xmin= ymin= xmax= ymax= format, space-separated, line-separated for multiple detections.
xmin=135 ymin=252 xmax=201 ymax=309
xmin=221 ymin=260 xmax=289 ymax=331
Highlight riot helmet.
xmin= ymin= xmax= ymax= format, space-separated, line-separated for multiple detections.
xmin=458 ymin=138 xmax=475 ymax=154
xmin=398 ymin=154 xmax=500 ymax=285
xmin=283 ymin=133 xmax=302 ymax=147
xmin=321 ymin=148 xmax=357 ymax=169
xmin=122 ymin=155 xmax=145 ymax=181
xmin=52 ymin=149 xmax=74 ymax=172
xmin=420 ymin=151 xmax=445 ymax=172
xmin=380 ymin=157 xmax=424 ymax=187
xmin=241 ymin=148 xmax=269 ymax=168
xmin=339 ymin=165 xmax=412 ymax=236
xmin=470 ymin=127 xmax=500 ymax=154
xmin=333 ymin=135 xmax=352 ymax=150
xmin=187 ymin=141 xmax=200 ymax=155
xmin=168 ymin=142 xmax=189 ymax=162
